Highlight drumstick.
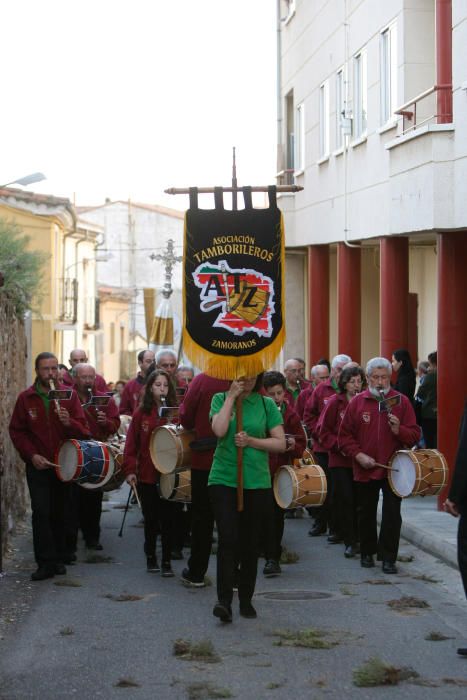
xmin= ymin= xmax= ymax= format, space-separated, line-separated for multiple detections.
xmin=374 ymin=462 xmax=399 ymax=472
xmin=131 ymin=482 xmax=142 ymax=509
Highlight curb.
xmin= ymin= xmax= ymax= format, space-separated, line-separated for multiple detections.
xmin=399 ymin=520 xmax=458 ymax=570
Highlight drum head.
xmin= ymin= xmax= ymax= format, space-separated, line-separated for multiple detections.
xmin=152 ymin=427 xmax=178 ymax=473
xmin=159 ymin=473 xmax=176 ymax=499
xmin=57 ymin=441 xmax=81 ymax=481
xmin=274 ymin=467 xmax=295 ymax=509
xmin=390 ymin=452 xmax=416 ymax=497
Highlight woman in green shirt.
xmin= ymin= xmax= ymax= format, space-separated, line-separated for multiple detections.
xmin=209 ymin=375 xmax=286 ymax=623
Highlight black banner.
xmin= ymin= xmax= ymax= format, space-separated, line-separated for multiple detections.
xmin=183 ymin=187 xmax=285 ymax=379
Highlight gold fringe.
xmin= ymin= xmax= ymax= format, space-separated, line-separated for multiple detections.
xmin=182 ymin=211 xmax=286 ymax=380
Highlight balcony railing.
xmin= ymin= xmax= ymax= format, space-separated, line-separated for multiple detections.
xmin=394 ymin=84 xmax=452 ymax=136
xmin=59 ymin=277 xmax=78 ymax=323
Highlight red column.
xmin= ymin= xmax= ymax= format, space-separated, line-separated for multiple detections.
xmin=437 ymin=232 xmax=467 ymax=508
xmin=436 ymin=0 xmax=453 ymax=123
xmin=380 ymin=237 xmax=409 ymax=361
xmin=337 ymin=243 xmax=361 ymax=362
xmin=308 ymin=245 xmax=329 ymax=364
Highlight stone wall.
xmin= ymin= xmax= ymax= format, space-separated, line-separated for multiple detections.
xmin=0 ymin=299 xmax=28 ymax=557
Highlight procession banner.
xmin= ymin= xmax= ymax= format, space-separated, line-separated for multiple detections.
xmin=183 ymin=186 xmax=285 ymax=379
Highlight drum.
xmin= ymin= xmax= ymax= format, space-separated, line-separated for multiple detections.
xmin=388 ymin=449 xmax=448 ymax=498
xmin=149 ymin=425 xmax=195 ymax=474
xmin=55 ymin=439 xmax=114 ymax=489
xmin=90 ymin=440 xmax=125 ymax=493
xmin=273 ymin=462 xmax=327 ymax=509
xmin=229 ymin=283 xmax=269 ymax=324
xmin=159 ymin=469 xmax=191 ymax=503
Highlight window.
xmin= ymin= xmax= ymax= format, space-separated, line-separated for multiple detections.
xmin=380 ymin=22 xmax=398 ymax=124
xmin=285 ymin=90 xmax=295 ymax=176
xmin=110 ymin=322 xmax=115 ymax=354
xmin=319 ymin=82 xmax=329 ymax=158
xmin=353 ymin=49 xmax=367 ymax=138
xmin=336 ymin=68 xmax=345 ymax=149
xmin=295 ymin=102 xmax=305 ymax=171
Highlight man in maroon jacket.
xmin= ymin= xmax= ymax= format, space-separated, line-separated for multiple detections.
xmin=178 ymin=373 xmax=230 ymax=586
xmin=71 ymin=363 xmax=120 ymax=551
xmin=9 ymin=352 xmax=90 ymax=581
xmin=304 ymin=354 xmax=351 ymax=537
xmin=61 ymin=348 xmax=108 ymax=393
xmin=338 ymin=357 xmax=420 ymax=574
xmin=119 ymin=349 xmax=155 ymax=416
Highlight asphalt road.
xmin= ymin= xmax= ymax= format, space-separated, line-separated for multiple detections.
xmin=1 ymin=486 xmax=467 ymax=700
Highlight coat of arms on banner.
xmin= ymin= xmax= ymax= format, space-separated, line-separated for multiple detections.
xmin=193 ymin=261 xmax=274 ymax=337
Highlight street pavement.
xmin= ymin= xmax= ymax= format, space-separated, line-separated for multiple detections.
xmin=1 ymin=487 xmax=466 ymax=700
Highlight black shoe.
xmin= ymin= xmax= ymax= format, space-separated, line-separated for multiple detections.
xmin=457 ymin=647 xmax=467 ymax=657
xmin=308 ymin=524 xmax=327 ymax=537
xmin=239 ymin=602 xmax=257 ymax=619
xmin=170 ymin=549 xmax=183 ymax=560
xmin=161 ymin=561 xmax=174 ymax=577
xmin=344 ymin=545 xmax=356 ymax=558
xmin=54 ymin=564 xmax=67 ymax=575
xmin=327 ymin=534 xmax=343 ymax=544
xmin=31 ymin=566 xmax=55 ymax=581
xmin=181 ymin=567 xmax=205 ymax=588
xmin=382 ymin=560 xmax=398 ymax=574
xmin=263 ymin=560 xmax=281 ymax=577
xmin=284 ymin=510 xmax=295 ymax=519
xmin=213 ymin=601 xmax=232 ymax=623
xmin=360 ymin=554 xmax=375 ymax=568
xmin=86 ymin=541 xmax=103 ymax=551
xmin=146 ymin=556 xmax=160 ymax=573
xmin=63 ymin=554 xmax=76 ymax=565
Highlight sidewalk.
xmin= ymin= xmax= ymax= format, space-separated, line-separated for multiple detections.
xmin=381 ymin=495 xmax=459 ymax=568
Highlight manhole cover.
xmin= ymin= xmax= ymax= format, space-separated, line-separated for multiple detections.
xmin=256 ymin=590 xmax=333 ymax=601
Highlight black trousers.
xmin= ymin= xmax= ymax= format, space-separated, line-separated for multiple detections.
xmin=26 ymin=464 xmax=69 ymax=567
xmin=140 ymin=482 xmax=174 ymax=562
xmin=209 ymin=485 xmax=271 ymax=606
xmin=314 ymin=452 xmax=334 ymax=531
xmin=356 ymin=479 xmax=402 ymax=562
xmin=264 ymin=493 xmax=284 ymax=562
xmin=458 ymin=513 xmax=467 ymax=599
xmin=79 ymin=489 xmax=103 ymax=544
xmin=187 ymin=470 xmax=215 ymax=579
xmin=422 ymin=418 xmax=437 ymax=448
xmin=332 ymin=467 xmax=358 ymax=546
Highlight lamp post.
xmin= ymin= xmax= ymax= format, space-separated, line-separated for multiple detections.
xmin=0 ymin=172 xmax=46 ymax=188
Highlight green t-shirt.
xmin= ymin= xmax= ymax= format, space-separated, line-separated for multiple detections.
xmin=208 ymin=392 xmax=283 ymax=489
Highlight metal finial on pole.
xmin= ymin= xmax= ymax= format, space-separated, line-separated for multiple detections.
xmin=149 ymin=239 xmax=183 ymax=299
xmin=232 ymin=146 xmax=238 ymax=211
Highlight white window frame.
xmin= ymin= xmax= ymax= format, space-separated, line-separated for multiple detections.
xmin=294 ymin=101 xmax=305 ymax=173
xmin=335 ymin=67 xmax=345 ymax=150
xmin=319 ymin=81 xmax=330 ymax=158
xmin=353 ymin=48 xmax=368 ymax=139
xmin=380 ymin=22 xmax=398 ymax=125
xmin=283 ymin=0 xmax=296 ymax=24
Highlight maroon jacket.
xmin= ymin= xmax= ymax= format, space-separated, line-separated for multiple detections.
xmin=303 ymin=379 xmax=338 ymax=453
xmin=9 ymin=383 xmax=90 ymax=464
xmin=338 ymin=388 xmax=421 ymax=482
xmin=119 ymin=374 xmax=146 ymax=416
xmin=62 ymin=370 xmax=107 ymax=393
xmin=317 ymin=393 xmax=352 ymax=468
xmin=76 ymin=388 xmax=121 ymax=441
xmin=178 ymin=373 xmax=230 ymax=470
xmin=123 ymin=405 xmax=166 ymax=484
xmin=269 ymin=402 xmax=307 ymax=475
xmin=295 ymin=384 xmax=314 ymax=420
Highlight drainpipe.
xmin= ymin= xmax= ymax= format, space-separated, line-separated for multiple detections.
xmin=436 ymin=0 xmax=452 ymax=123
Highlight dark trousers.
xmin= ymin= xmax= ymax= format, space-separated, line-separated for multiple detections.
xmin=458 ymin=513 xmax=467 ymax=599
xmin=332 ymin=467 xmax=358 ymax=546
xmin=26 ymin=464 xmax=69 ymax=567
xmin=314 ymin=452 xmax=334 ymax=531
xmin=79 ymin=489 xmax=103 ymax=544
xmin=356 ymin=479 xmax=402 ymax=562
xmin=209 ymin=485 xmax=271 ymax=606
xmin=140 ymin=482 xmax=174 ymax=562
xmin=264 ymin=494 xmax=284 ymax=562
xmin=188 ymin=470 xmax=215 ymax=578
xmin=422 ymin=418 xmax=437 ymax=448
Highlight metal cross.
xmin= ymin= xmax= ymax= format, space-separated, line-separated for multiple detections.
xmin=149 ymin=239 xmax=182 ymax=299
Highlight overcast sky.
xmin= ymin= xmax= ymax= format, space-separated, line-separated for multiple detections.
xmin=1 ymin=0 xmax=277 ymax=209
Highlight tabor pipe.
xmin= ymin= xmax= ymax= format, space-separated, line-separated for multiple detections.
xmin=49 ymin=379 xmax=60 ymax=411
